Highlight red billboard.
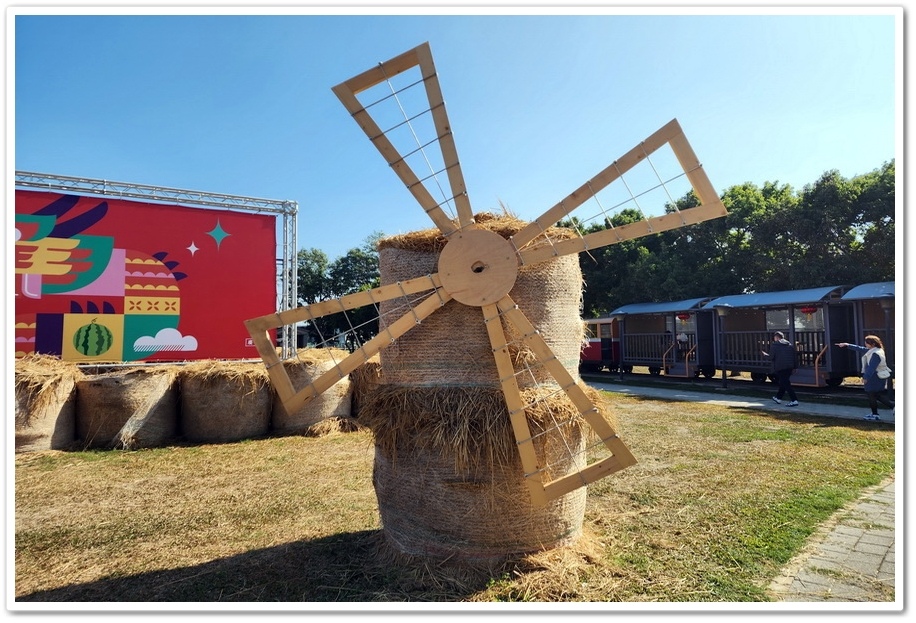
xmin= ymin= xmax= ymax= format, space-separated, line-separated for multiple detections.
xmin=15 ymin=190 xmax=278 ymax=362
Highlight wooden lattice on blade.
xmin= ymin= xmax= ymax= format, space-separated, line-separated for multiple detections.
xmin=245 ymin=42 xmax=728 ymax=507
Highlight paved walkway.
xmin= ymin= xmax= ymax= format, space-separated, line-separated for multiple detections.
xmin=588 ymin=380 xmax=899 ymax=606
xmin=589 ymin=380 xmax=895 ymax=424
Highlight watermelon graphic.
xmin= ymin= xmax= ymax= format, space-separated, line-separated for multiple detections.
xmin=73 ymin=319 xmax=114 ymax=356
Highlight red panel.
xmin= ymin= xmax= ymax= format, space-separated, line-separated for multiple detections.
xmin=14 ymin=190 xmax=278 ymax=362
xmin=581 ymin=340 xmax=602 ymax=363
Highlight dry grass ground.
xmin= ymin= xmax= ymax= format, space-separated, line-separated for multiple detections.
xmin=13 ymin=391 xmax=894 ymax=605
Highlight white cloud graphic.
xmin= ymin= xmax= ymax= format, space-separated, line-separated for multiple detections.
xmin=133 ymin=328 xmax=199 ymax=352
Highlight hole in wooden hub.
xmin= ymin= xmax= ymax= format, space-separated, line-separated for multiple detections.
xmin=471 ymin=261 xmax=487 ymax=273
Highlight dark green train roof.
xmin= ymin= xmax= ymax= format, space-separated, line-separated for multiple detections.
xmin=608 ymin=297 xmax=714 ymax=316
xmin=700 ymin=285 xmax=848 ymax=311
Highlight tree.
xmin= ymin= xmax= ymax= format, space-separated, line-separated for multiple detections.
xmin=293 ymin=162 xmax=895 ymax=338
xmin=327 ymin=241 xmax=381 ymax=298
xmin=849 ymin=160 xmax=895 ymax=283
xmin=295 ymin=233 xmax=383 ymax=349
xmin=296 ymin=248 xmax=330 ymax=306
xmin=718 ymin=180 xmax=800 ymax=293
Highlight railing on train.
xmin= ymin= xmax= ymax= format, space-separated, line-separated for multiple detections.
xmin=623 ymin=332 xmax=697 ymax=364
xmin=662 ymin=343 xmax=697 ymax=376
xmin=721 ymin=330 xmax=826 ymax=369
xmin=661 ymin=343 xmax=676 ymax=369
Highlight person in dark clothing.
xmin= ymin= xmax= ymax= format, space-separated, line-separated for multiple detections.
xmin=761 ymin=331 xmax=799 ymax=407
xmin=836 ymin=336 xmax=894 ymax=421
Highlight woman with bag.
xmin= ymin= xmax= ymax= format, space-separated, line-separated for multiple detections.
xmin=836 ymin=336 xmax=894 ymax=421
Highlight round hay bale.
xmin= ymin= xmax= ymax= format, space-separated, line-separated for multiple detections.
xmin=113 ymin=367 xmax=180 ymax=450
xmin=272 ymin=348 xmax=354 ymax=435
xmin=373 ymin=450 xmax=585 ymax=563
xmin=75 ymin=367 xmax=179 ymax=450
xmin=361 ymin=385 xmax=609 ymax=564
xmin=377 ymin=213 xmax=584 ymax=387
xmin=179 ymin=360 xmax=271 ymax=443
xmin=14 ymin=354 xmax=81 ymax=452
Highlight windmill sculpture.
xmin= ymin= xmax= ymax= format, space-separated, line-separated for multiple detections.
xmin=246 ymin=42 xmax=727 ymax=510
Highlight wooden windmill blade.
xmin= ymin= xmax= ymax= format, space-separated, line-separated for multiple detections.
xmin=511 ymin=118 xmax=728 ymax=265
xmin=483 ymin=297 xmax=636 ymax=507
xmin=484 ymin=295 xmax=636 ymax=504
xmin=331 ymin=41 xmax=475 ymax=233
xmin=247 ymin=41 xmax=729 ymax=508
xmin=245 ymin=274 xmax=449 ymax=415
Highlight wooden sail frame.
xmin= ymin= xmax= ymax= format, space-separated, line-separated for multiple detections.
xmin=331 ymin=42 xmax=474 ymax=234
xmin=246 ymin=41 xmax=729 ymax=507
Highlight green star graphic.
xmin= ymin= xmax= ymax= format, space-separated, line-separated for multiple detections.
xmin=206 ymin=219 xmax=231 ymax=249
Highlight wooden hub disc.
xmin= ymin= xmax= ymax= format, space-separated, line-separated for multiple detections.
xmin=438 ymin=229 xmax=519 ymax=307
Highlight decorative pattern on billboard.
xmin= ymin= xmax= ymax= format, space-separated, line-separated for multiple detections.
xmin=15 ymin=190 xmax=277 ymax=362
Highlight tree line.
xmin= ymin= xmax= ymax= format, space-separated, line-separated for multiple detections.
xmin=296 ymin=160 xmax=894 ymax=340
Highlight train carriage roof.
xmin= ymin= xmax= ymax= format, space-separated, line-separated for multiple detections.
xmin=839 ymin=281 xmax=894 ymax=301
xmin=699 ymin=285 xmax=848 ymax=311
xmin=608 ymin=297 xmax=714 ymax=316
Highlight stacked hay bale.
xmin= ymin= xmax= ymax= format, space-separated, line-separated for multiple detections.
xmin=76 ymin=366 xmax=180 ymax=450
xmin=360 ymin=213 xmax=607 ymax=564
xmin=272 ymin=347 xmax=357 ymax=436
xmin=14 ymin=354 xmax=82 ymax=452
xmin=178 ymin=360 xmax=271 ymax=443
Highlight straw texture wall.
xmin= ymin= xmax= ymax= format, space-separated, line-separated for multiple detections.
xmin=350 ymin=355 xmax=383 ymax=419
xmin=377 ymin=215 xmax=584 ymax=387
xmin=373 ymin=448 xmax=586 ymax=561
xmin=113 ymin=368 xmax=180 ymax=450
xmin=14 ymin=354 xmax=364 ymax=452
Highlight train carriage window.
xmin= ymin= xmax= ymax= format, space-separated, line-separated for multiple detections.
xmin=675 ymin=318 xmax=696 ymax=332
xmin=600 ymin=324 xmax=612 ymax=338
xmin=765 ymin=309 xmax=791 ymax=331
xmin=794 ymin=308 xmax=825 ymax=330
xmin=585 ymin=323 xmax=596 ymax=339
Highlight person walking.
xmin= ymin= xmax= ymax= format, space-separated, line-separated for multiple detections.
xmin=836 ymin=336 xmax=894 ymax=421
xmin=761 ymin=331 xmax=799 ymax=407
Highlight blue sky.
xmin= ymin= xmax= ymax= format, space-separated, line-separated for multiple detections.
xmin=11 ymin=5 xmax=901 ymax=261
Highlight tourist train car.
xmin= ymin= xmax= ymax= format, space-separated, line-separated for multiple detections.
xmin=699 ymin=285 xmax=860 ymax=387
xmin=580 ymin=315 xmax=621 ymax=374
xmin=581 ymin=282 xmax=896 ymax=388
xmin=593 ymin=297 xmax=717 ymax=378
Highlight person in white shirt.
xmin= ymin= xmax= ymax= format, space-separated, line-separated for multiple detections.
xmin=836 ymin=335 xmax=894 ymax=421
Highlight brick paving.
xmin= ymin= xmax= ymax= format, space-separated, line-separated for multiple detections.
xmin=766 ymin=477 xmax=897 ymax=604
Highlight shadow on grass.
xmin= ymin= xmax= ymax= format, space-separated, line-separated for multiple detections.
xmin=15 ymin=529 xmax=500 ymax=603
